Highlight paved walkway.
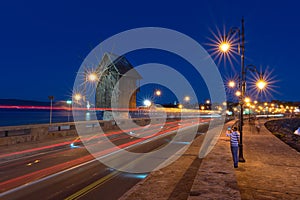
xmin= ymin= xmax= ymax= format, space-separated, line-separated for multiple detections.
xmin=235 ymin=120 xmax=300 ymax=199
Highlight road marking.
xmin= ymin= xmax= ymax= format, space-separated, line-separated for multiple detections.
xmin=64 ymin=125 xmax=200 ymax=199
xmin=64 ymin=171 xmax=120 ymax=200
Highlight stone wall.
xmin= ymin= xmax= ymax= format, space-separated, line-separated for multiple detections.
xmin=265 ymin=118 xmax=300 ymax=152
xmin=0 ymin=118 xmax=157 ymax=146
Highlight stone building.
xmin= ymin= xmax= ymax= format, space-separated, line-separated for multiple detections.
xmin=95 ymin=53 xmax=142 ymax=111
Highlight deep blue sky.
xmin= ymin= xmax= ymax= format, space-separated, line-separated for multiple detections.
xmin=1 ymin=0 xmax=300 ymax=103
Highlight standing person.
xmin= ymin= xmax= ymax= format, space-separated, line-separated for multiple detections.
xmin=226 ymin=127 xmax=240 ymax=168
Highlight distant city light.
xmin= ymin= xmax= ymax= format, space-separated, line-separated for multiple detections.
xmin=184 ymin=96 xmax=191 ymax=102
xmin=74 ymin=93 xmax=82 ymax=101
xmin=155 ymin=90 xmax=162 ymax=96
xmin=244 ymin=97 xmax=251 ymax=103
xmin=143 ymin=99 xmax=152 ymax=107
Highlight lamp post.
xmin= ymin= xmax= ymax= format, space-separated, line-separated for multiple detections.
xmin=66 ymin=100 xmax=72 ymax=122
xmin=218 ymin=18 xmax=268 ymax=162
xmin=219 ymin=18 xmax=246 ymax=162
xmin=48 ymin=96 xmax=54 ymax=125
xmin=83 ymin=68 xmax=98 ymax=107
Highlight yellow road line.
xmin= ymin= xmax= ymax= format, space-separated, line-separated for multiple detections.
xmin=65 ymin=134 xmax=168 ymax=200
xmin=64 ymin=171 xmax=119 ymax=200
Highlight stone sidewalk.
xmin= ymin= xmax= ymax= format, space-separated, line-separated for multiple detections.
xmin=235 ymin=120 xmax=300 ymax=199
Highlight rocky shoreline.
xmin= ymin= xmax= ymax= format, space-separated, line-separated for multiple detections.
xmin=265 ymin=118 xmax=300 ymax=152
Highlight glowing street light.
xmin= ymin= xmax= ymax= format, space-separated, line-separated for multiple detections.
xmin=143 ymin=99 xmax=152 ymax=107
xmin=219 ymin=41 xmax=231 ymax=53
xmin=228 ymin=80 xmax=236 ymax=88
xmin=256 ymin=79 xmax=267 ymax=90
xmin=82 ymin=70 xmax=98 ymax=105
xmin=66 ymin=100 xmax=72 ymax=122
xmin=87 ymin=72 xmax=98 ymax=82
xmin=206 ymin=100 xmax=210 ymax=104
xmin=235 ymin=91 xmax=241 ymax=97
xmin=155 ymin=90 xmax=162 ymax=96
xmin=244 ymin=97 xmax=251 ymax=103
xmin=184 ymin=96 xmax=191 ymax=102
xmin=74 ymin=93 xmax=82 ymax=103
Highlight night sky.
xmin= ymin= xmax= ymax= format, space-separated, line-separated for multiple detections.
xmin=1 ymin=0 xmax=300 ymax=103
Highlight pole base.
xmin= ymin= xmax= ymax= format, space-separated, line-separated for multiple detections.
xmin=239 ymin=144 xmax=246 ymax=162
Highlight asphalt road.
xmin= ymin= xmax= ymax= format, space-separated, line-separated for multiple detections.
xmin=0 ymin=118 xmax=207 ymax=200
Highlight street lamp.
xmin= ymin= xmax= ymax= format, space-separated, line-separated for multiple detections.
xmin=66 ymin=100 xmax=72 ymax=122
xmin=244 ymin=97 xmax=251 ymax=103
xmin=87 ymin=72 xmax=98 ymax=82
xmin=216 ymin=18 xmax=271 ymax=162
xmin=48 ymin=96 xmax=54 ymax=125
xmin=235 ymin=91 xmax=241 ymax=97
xmin=73 ymin=93 xmax=82 ymax=105
xmin=155 ymin=90 xmax=162 ymax=96
xmin=219 ymin=41 xmax=231 ymax=53
xmin=155 ymin=90 xmax=161 ymax=96
xmin=83 ymin=69 xmax=99 ymax=104
xmin=143 ymin=99 xmax=152 ymax=107
xmin=256 ymin=78 xmax=267 ymax=90
xmin=184 ymin=96 xmax=191 ymax=102
xmin=217 ymin=18 xmax=246 ymax=162
xmin=228 ymin=80 xmax=236 ymax=88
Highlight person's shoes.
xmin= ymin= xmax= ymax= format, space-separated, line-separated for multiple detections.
xmin=234 ymin=165 xmax=238 ymax=168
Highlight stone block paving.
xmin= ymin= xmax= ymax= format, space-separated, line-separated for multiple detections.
xmin=235 ymin=120 xmax=300 ymax=200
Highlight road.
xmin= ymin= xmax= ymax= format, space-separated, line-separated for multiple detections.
xmin=0 ymin=118 xmax=209 ymax=200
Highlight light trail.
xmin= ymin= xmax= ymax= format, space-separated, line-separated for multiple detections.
xmin=0 ymin=119 xmax=186 ymax=160
xmin=0 ymin=105 xmax=220 ymax=114
xmin=0 ymin=118 xmax=205 ymax=192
